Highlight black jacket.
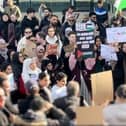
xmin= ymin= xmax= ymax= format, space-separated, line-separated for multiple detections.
xmin=54 ymin=96 xmax=79 ymax=120
xmin=39 ymin=87 xmax=52 ymax=103
xmin=21 ymin=16 xmax=39 ymax=34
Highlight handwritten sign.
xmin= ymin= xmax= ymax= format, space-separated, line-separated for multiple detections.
xmin=101 ymin=44 xmax=118 ymax=61
xmin=106 ymin=27 xmax=126 ymax=43
xmin=46 ymin=44 xmax=58 ymax=55
xmin=63 ymin=43 xmax=75 ymax=53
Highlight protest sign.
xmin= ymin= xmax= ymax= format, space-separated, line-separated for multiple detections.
xmin=76 ymin=23 xmax=95 ymax=58
xmin=101 ymin=44 xmax=118 ymax=61
xmin=106 ymin=27 xmax=126 ymax=43
xmin=46 ymin=44 xmax=58 ymax=55
xmin=76 ymin=106 xmax=104 ymax=125
xmin=91 ymin=71 xmax=113 ymax=105
xmin=63 ymin=43 xmax=75 ymax=53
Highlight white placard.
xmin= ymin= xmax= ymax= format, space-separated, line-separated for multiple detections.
xmin=101 ymin=44 xmax=118 ymax=61
xmin=106 ymin=27 xmax=126 ymax=43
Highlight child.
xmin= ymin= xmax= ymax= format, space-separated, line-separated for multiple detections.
xmin=51 ymin=72 xmax=67 ymax=101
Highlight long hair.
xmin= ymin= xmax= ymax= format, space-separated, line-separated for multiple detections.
xmin=8 ymin=23 xmax=16 ymax=50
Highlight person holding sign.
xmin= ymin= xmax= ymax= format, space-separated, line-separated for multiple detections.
xmin=61 ymin=31 xmax=77 ymax=81
xmin=45 ymin=26 xmax=63 ymax=72
xmin=94 ymin=36 xmax=105 ymax=73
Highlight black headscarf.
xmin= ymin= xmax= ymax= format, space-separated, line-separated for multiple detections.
xmin=11 ymin=52 xmax=23 ymax=82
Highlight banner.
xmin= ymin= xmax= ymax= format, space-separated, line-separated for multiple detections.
xmin=101 ymin=44 xmax=118 ymax=61
xmin=114 ymin=0 xmax=126 ymax=11
xmin=76 ymin=23 xmax=95 ymax=58
xmin=106 ymin=27 xmax=126 ymax=43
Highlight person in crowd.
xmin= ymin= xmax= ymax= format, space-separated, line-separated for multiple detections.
xmin=0 ymin=62 xmax=17 ymax=96
xmin=113 ymin=43 xmax=126 ymax=91
xmin=22 ymin=58 xmax=41 ymax=83
xmin=35 ymin=45 xmax=46 ymax=68
xmin=94 ymin=36 xmax=105 ymax=73
xmin=38 ymin=72 xmax=52 ymax=102
xmin=4 ymin=0 xmax=22 ymax=21
xmin=11 ymin=52 xmax=25 ymax=103
xmin=22 ymin=35 xmax=37 ymax=58
xmin=0 ymin=13 xmax=10 ymax=42
xmin=61 ymin=31 xmax=77 ymax=81
xmin=0 ymin=37 xmax=8 ymax=62
xmin=61 ymin=14 xmax=76 ymax=42
xmin=13 ymin=96 xmax=47 ymax=126
xmin=18 ymin=80 xmax=41 ymax=114
xmin=0 ymin=87 xmax=10 ymax=126
xmin=10 ymin=14 xmax=21 ymax=41
xmin=111 ymin=17 xmax=122 ymax=27
xmin=1 ymin=62 xmax=12 ymax=75
xmin=51 ymin=72 xmax=67 ymax=101
xmin=36 ymin=32 xmax=46 ymax=46
xmin=94 ymin=0 xmax=108 ymax=24
xmin=111 ymin=10 xmax=126 ymax=27
xmin=45 ymin=25 xmax=63 ymax=67
xmin=64 ymin=6 xmax=74 ymax=23
xmin=54 ymin=81 xmax=80 ymax=121
xmin=21 ymin=8 xmax=39 ymax=35
xmin=38 ymin=2 xmax=47 ymax=20
xmin=41 ymin=14 xmax=61 ymax=36
xmin=8 ymin=19 xmax=17 ymax=50
xmin=42 ymin=59 xmax=56 ymax=87
xmin=0 ymin=72 xmax=19 ymax=114
xmin=103 ymin=84 xmax=126 ymax=125
xmin=17 ymin=27 xmax=32 ymax=52
xmin=39 ymin=8 xmax=52 ymax=30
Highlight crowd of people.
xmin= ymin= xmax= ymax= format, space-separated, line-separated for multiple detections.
xmin=0 ymin=0 xmax=126 ymax=125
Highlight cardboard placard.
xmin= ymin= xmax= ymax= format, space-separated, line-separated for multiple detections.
xmin=91 ymin=71 xmax=113 ymax=105
xmin=76 ymin=23 xmax=95 ymax=58
xmin=106 ymin=27 xmax=126 ymax=43
xmin=46 ymin=44 xmax=58 ymax=55
xmin=76 ymin=106 xmax=104 ymax=125
xmin=101 ymin=44 xmax=118 ymax=61
xmin=63 ymin=43 xmax=75 ymax=53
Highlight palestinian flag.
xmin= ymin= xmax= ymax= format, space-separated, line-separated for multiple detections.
xmin=114 ymin=0 xmax=126 ymax=11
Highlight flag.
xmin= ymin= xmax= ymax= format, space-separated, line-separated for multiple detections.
xmin=114 ymin=0 xmax=126 ymax=11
